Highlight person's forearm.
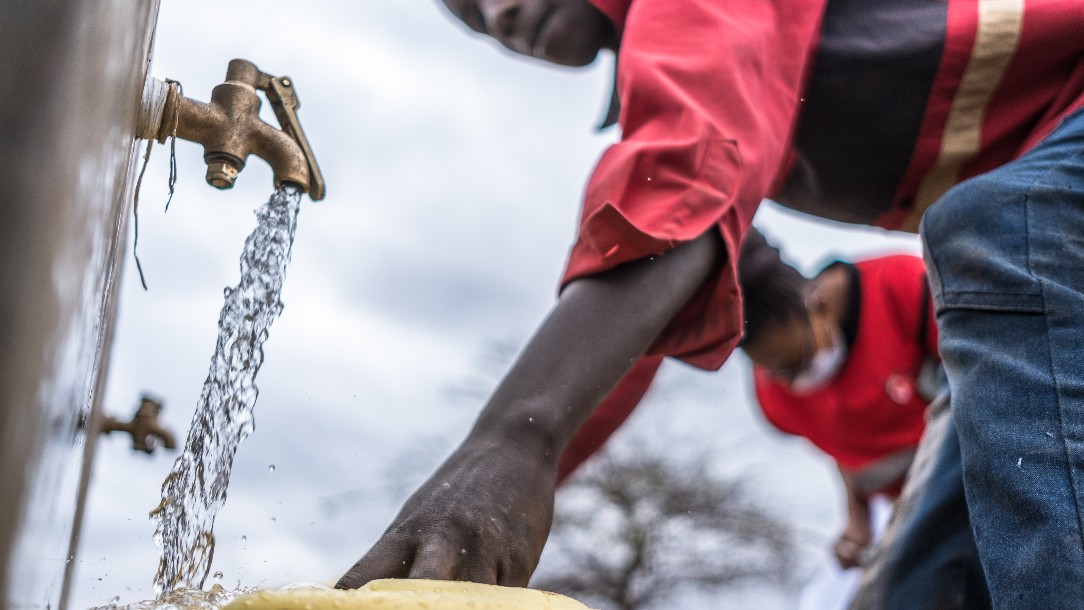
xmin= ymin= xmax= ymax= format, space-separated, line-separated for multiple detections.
xmin=468 ymin=231 xmax=725 ymax=461
xmin=556 ymin=355 xmax=665 ymax=484
xmin=337 ymin=231 xmax=727 ymax=589
xmin=834 ymin=468 xmax=874 ymax=568
xmin=841 ymin=470 xmax=872 ymax=528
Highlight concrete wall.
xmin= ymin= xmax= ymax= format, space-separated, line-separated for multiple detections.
xmin=0 ymin=1 xmax=160 ymax=607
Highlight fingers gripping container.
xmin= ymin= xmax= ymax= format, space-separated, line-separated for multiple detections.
xmin=221 ymin=579 xmax=597 ymax=610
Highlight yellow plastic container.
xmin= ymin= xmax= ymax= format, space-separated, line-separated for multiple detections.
xmin=221 ymin=579 xmax=596 ymax=610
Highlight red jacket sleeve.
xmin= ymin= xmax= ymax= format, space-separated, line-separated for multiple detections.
xmin=563 ymin=0 xmax=828 ymax=370
xmin=556 ymin=355 xmax=664 ymax=485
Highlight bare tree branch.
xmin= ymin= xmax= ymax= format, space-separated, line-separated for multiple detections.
xmin=533 ymin=446 xmax=797 ymax=610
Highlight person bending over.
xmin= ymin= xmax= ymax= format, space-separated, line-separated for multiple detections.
xmin=338 ymin=1 xmax=1084 ymax=606
xmin=558 ymin=228 xmax=939 ymax=570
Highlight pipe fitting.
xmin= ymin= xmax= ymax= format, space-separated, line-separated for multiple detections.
xmin=136 ymin=76 xmax=170 ymax=140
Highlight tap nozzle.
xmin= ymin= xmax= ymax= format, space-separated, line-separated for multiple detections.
xmin=205 ymin=154 xmax=242 ymax=190
xmin=138 ymin=59 xmax=325 ymax=201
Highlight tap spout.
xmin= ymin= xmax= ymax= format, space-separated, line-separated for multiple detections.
xmin=141 ymin=59 xmax=325 ymax=201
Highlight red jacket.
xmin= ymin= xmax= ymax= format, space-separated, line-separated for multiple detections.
xmin=567 ymin=0 xmax=1084 ymax=370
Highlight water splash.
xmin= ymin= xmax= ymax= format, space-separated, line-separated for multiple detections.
xmin=151 ymin=186 xmax=303 ymax=593
xmin=89 ymin=585 xmax=250 ymax=610
xmin=89 ymin=583 xmax=331 ymax=610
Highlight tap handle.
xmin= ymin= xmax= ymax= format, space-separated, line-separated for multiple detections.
xmin=264 ymin=76 xmax=326 ymax=201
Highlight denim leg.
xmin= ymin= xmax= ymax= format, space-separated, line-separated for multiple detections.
xmin=921 ymin=108 xmax=1084 ymax=608
xmin=850 ymin=392 xmax=990 ymax=610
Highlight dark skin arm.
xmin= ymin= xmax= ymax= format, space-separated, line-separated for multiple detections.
xmin=337 ymin=230 xmax=725 ymax=588
xmin=834 ymin=468 xmax=873 ymax=569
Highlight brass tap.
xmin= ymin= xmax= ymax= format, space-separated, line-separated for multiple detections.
xmin=101 ymin=395 xmax=177 ymax=454
xmin=144 ymin=59 xmax=326 ymax=201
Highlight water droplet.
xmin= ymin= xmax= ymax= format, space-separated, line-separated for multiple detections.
xmin=110 ymin=596 xmax=120 ymax=604
xmin=442 ymin=482 xmax=451 ymax=489
xmin=241 ymin=535 xmax=247 ymax=541
xmin=528 ymin=417 xmax=534 ymax=423
xmin=268 ymin=464 xmax=276 ymax=473
xmin=271 ymin=517 xmax=277 ymax=523
xmin=213 ymin=571 xmax=223 ymax=579
xmin=460 ymin=548 xmax=467 ymax=555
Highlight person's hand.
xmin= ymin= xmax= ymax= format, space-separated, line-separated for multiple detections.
xmin=832 ymin=522 xmax=872 ymax=569
xmin=336 ymin=435 xmax=556 ymax=589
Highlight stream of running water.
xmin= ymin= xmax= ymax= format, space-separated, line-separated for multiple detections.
xmin=150 ymin=185 xmax=303 ymax=594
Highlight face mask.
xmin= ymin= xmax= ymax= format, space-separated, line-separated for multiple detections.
xmin=788 ymin=327 xmax=847 ymax=394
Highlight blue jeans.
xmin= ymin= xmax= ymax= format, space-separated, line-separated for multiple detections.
xmin=921 ymin=106 xmax=1084 ymax=608
xmin=850 ymin=391 xmax=990 ymax=609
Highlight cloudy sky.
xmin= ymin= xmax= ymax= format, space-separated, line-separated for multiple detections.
xmin=73 ymin=1 xmax=922 ymax=607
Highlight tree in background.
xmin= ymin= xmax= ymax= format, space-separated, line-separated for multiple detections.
xmin=533 ymin=444 xmax=797 ymax=610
